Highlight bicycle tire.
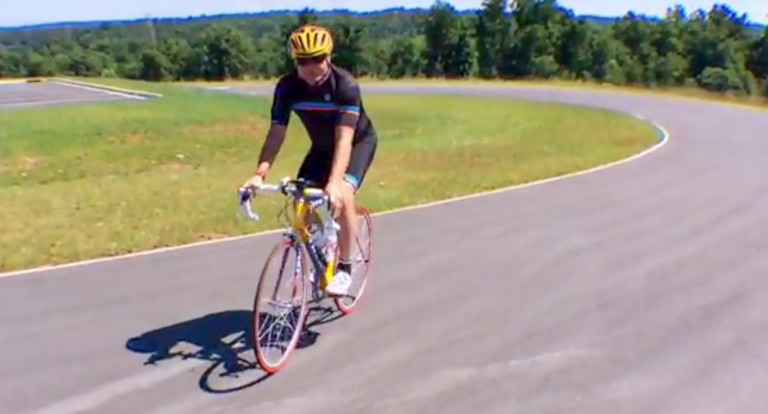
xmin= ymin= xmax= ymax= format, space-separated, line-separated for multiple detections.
xmin=334 ymin=205 xmax=374 ymax=314
xmin=252 ymin=238 xmax=311 ymax=374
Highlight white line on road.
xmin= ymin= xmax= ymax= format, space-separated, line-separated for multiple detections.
xmin=50 ymin=80 xmax=147 ymax=100
xmin=30 ymin=358 xmax=209 ymax=414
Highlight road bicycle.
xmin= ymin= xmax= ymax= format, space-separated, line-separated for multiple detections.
xmin=238 ymin=177 xmax=373 ymax=374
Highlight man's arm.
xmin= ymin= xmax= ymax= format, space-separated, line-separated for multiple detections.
xmin=254 ymin=78 xmax=292 ymax=177
xmin=328 ymin=79 xmax=362 ymax=185
xmin=254 ymin=125 xmax=287 ymax=177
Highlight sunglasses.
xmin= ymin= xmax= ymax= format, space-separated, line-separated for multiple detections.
xmin=295 ymin=55 xmax=327 ymax=66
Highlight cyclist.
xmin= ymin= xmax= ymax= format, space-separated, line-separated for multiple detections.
xmin=242 ymin=24 xmax=378 ymax=296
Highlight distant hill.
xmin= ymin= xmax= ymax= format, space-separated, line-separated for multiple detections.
xmin=580 ymin=13 xmax=765 ymax=33
xmin=12 ymin=8 xmax=431 ymax=31
xmin=1 ymin=6 xmax=762 ymax=32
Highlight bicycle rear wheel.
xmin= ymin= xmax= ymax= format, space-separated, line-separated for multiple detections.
xmin=335 ymin=205 xmax=373 ymax=314
xmin=252 ymin=238 xmax=310 ymax=374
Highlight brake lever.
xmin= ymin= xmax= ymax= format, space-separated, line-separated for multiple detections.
xmin=237 ymin=186 xmax=260 ymax=221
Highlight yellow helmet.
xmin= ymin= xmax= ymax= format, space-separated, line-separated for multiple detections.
xmin=288 ymin=24 xmax=334 ymax=59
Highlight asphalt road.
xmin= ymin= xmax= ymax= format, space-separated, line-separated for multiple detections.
xmin=0 ymin=80 xmax=135 ymax=110
xmin=2 ymin=83 xmax=768 ymax=414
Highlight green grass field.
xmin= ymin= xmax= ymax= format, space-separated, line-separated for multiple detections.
xmin=0 ymin=79 xmax=660 ymax=271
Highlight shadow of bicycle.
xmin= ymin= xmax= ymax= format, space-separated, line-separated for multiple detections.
xmin=125 ymin=304 xmax=344 ymax=394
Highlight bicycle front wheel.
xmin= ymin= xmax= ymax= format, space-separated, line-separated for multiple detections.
xmin=252 ymin=238 xmax=310 ymax=374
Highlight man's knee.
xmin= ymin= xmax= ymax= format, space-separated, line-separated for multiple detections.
xmin=343 ymin=173 xmax=361 ymax=194
xmin=340 ymin=181 xmax=356 ymax=210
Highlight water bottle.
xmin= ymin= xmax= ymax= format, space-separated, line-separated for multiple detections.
xmin=323 ymin=219 xmax=339 ymax=264
xmin=309 ymin=223 xmax=324 ymax=246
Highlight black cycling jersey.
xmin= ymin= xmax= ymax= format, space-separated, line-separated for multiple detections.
xmin=270 ymin=64 xmax=377 ymax=154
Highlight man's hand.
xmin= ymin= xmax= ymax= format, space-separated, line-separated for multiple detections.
xmin=242 ymin=173 xmax=264 ymax=196
xmin=325 ymin=179 xmax=343 ymax=217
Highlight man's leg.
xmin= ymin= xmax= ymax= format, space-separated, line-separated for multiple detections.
xmin=337 ymin=176 xmax=358 ymax=270
xmin=325 ymin=176 xmax=358 ymax=295
xmin=325 ymin=138 xmax=376 ymax=296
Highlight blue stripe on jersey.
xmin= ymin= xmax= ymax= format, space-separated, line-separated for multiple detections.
xmin=293 ymin=101 xmax=360 ymax=115
xmin=293 ymin=101 xmax=336 ymax=111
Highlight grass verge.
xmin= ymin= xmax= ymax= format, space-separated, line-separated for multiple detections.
xmin=0 ymin=79 xmax=659 ymax=271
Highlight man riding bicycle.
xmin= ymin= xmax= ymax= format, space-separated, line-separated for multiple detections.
xmin=242 ymin=24 xmax=378 ymax=296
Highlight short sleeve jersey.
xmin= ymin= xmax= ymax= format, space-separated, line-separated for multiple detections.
xmin=270 ymin=64 xmax=377 ymax=154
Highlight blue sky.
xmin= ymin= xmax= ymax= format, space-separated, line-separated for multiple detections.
xmin=1 ymin=0 xmax=766 ymax=27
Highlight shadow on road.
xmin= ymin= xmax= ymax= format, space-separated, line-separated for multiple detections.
xmin=125 ymin=304 xmax=344 ymax=394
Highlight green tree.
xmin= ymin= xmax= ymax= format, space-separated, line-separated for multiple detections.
xmin=138 ymin=48 xmax=173 ymax=81
xmin=195 ymin=24 xmax=255 ymax=81
xmin=387 ymin=35 xmax=426 ymax=78
xmin=557 ymin=18 xmax=595 ymax=79
xmin=422 ymin=0 xmax=461 ymax=77
xmin=330 ymin=18 xmax=368 ymax=76
xmin=475 ymin=0 xmax=510 ymax=78
xmin=612 ymin=12 xmax=660 ymax=85
xmin=444 ymin=18 xmax=477 ymax=78
xmin=158 ymin=38 xmax=193 ymax=80
xmin=747 ymin=27 xmax=768 ymax=80
xmin=506 ymin=0 xmax=571 ymax=77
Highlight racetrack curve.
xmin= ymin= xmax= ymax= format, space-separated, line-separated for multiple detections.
xmin=2 ymin=84 xmax=768 ymax=414
xmin=0 ymin=80 xmax=137 ymax=111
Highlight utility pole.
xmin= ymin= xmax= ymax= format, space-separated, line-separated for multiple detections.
xmin=146 ymin=13 xmax=157 ymax=46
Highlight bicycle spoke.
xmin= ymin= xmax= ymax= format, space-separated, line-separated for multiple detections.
xmin=258 ymin=305 xmax=302 ymax=352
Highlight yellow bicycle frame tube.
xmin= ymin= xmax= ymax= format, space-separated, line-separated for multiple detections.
xmin=292 ymin=198 xmax=311 ymax=243
xmin=293 ymin=193 xmax=337 ymax=289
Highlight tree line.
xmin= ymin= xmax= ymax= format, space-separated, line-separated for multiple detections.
xmin=1 ymin=0 xmax=767 ymax=97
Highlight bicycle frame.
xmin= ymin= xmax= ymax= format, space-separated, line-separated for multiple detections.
xmin=239 ymin=177 xmax=339 ymax=295
xmin=289 ymin=193 xmax=338 ymax=293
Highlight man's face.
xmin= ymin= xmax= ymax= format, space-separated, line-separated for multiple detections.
xmin=296 ymin=55 xmax=330 ymax=85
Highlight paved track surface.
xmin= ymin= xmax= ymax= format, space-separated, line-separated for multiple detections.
xmin=2 ymin=84 xmax=768 ymax=414
xmin=0 ymin=80 xmax=132 ymax=110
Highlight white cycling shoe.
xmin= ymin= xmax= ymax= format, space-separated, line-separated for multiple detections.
xmin=325 ymin=270 xmax=352 ymax=296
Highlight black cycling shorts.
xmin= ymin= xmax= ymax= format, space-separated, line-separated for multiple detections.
xmin=297 ymin=138 xmax=377 ymax=192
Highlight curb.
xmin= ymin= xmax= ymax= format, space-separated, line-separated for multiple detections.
xmin=0 ymin=78 xmax=39 ymax=84
xmin=0 ymin=77 xmax=50 ymax=84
